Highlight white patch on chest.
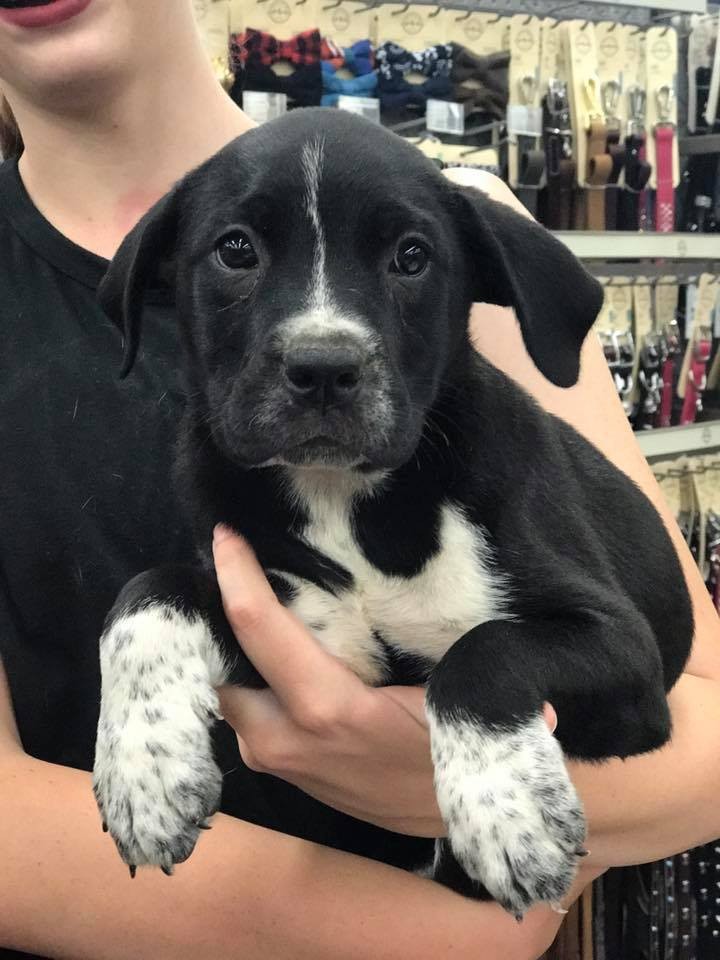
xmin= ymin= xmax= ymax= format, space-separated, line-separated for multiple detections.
xmin=280 ymin=469 xmax=512 ymax=684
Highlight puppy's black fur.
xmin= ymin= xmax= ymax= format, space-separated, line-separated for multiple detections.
xmin=92 ymin=109 xmax=693 ymax=916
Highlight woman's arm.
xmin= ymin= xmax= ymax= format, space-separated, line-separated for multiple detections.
xmin=0 ymin=660 xmax=573 ymax=960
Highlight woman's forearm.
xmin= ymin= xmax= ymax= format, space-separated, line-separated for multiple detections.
xmin=0 ymin=751 xmax=570 ymax=960
xmin=573 ymin=672 xmax=720 ymax=868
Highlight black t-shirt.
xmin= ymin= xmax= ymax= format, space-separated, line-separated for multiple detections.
xmin=0 ymin=158 xmax=429 ymax=960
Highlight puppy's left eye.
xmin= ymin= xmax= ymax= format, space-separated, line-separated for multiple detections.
xmin=392 ymin=240 xmax=429 ymax=277
xmin=216 ymin=231 xmax=259 ymax=270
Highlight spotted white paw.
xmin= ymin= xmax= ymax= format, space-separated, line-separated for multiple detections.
xmin=428 ymin=712 xmax=586 ymax=917
xmin=93 ymin=605 xmax=229 ymax=874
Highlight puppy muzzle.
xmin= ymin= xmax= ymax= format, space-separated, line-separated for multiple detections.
xmin=216 ymin=331 xmax=415 ymax=470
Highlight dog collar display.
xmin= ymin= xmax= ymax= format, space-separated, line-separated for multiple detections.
xmin=600 ymin=329 xmax=635 ymax=416
xmin=600 ymin=81 xmax=625 ymax=231
xmin=577 ymin=117 xmax=612 ymax=231
xmin=656 ymin=319 xmax=681 ymax=428
xmin=603 ymin=133 xmax=625 ymax=230
xmin=634 ymin=333 xmax=663 ymax=431
xmin=516 ymin=148 xmax=545 ymax=217
xmin=680 ymin=334 xmax=712 ymax=426
xmin=654 ymin=125 xmax=675 ymax=231
xmin=604 ymin=134 xmax=625 ymax=231
xmin=654 ymin=86 xmax=676 ymax=233
xmin=618 ymin=132 xmax=651 ymax=231
xmin=541 ymin=80 xmax=575 ymax=231
xmin=513 ymin=75 xmax=544 ymax=219
xmin=708 ymin=514 xmax=720 ymax=616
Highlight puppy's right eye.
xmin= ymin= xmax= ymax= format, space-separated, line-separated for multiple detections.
xmin=216 ymin=232 xmax=259 ymax=270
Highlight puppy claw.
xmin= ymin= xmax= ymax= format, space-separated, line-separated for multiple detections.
xmin=577 ymin=848 xmax=590 ymax=857
xmin=197 ymin=820 xmax=212 ymax=830
xmin=128 ymin=864 xmax=137 ymax=879
xmin=551 ymin=903 xmax=569 ymax=915
xmin=161 ymin=864 xmax=174 ymax=877
xmin=102 ymin=821 xmax=108 ymax=833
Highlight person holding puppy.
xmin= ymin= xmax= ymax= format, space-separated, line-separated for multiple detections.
xmin=0 ymin=2 xmax=718 ymax=959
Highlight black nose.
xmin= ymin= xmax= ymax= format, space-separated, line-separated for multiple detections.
xmin=284 ymin=342 xmax=365 ymax=407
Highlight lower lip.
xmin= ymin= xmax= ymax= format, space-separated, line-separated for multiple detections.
xmin=0 ymin=0 xmax=93 ymax=29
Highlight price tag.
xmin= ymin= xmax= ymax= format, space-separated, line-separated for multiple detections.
xmin=506 ymin=104 xmax=543 ymax=137
xmin=242 ymin=91 xmax=287 ymax=125
xmin=426 ymin=100 xmax=465 ymax=136
xmin=337 ymin=96 xmax=380 ymax=123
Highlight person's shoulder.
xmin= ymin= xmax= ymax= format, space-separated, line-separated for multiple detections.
xmin=442 ymin=167 xmax=532 ymax=219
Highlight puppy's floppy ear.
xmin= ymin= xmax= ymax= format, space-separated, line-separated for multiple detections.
xmin=98 ymin=188 xmax=182 ymax=378
xmin=454 ymin=186 xmax=603 ymax=388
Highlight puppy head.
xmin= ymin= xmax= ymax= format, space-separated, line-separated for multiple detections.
xmin=99 ymin=109 xmax=602 ymax=473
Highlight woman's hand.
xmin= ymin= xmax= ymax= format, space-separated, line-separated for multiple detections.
xmin=213 ymin=524 xmax=444 ymax=837
xmin=213 ymin=524 xmax=556 ymax=838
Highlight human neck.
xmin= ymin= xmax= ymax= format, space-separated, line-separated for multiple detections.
xmin=11 ymin=34 xmax=253 ymax=259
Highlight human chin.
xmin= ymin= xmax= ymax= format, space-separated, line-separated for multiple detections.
xmin=0 ymin=0 xmax=139 ymax=95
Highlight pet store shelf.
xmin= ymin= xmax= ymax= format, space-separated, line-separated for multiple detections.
xmin=609 ymin=0 xmax=707 ymax=11
xmin=636 ymin=421 xmax=720 ymax=459
xmin=553 ymin=232 xmax=720 ymax=261
xmin=443 ymin=0 xmax=705 ymax=16
xmin=680 ymin=135 xmax=720 ymax=156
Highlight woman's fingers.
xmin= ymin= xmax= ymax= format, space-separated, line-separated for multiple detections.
xmin=212 ymin=525 xmax=361 ymax=720
xmin=544 ymin=702 xmax=558 ymax=733
xmin=213 ymin=525 xmax=560 ymax=743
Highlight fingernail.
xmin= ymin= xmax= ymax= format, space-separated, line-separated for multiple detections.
xmin=213 ymin=523 xmax=233 ymax=544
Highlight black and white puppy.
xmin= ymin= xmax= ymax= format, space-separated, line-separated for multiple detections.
xmin=93 ymin=108 xmax=693 ymax=917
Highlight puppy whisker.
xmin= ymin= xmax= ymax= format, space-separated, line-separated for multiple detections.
xmin=216 ymin=300 xmax=242 ymax=315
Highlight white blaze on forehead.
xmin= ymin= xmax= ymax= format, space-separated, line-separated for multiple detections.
xmin=300 ymin=137 xmax=328 ymax=312
xmin=284 ymin=136 xmax=374 ymax=346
